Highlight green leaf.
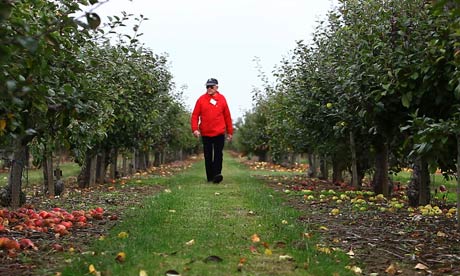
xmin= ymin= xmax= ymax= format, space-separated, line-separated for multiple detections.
xmin=401 ymin=93 xmax=411 ymax=108
xmin=410 ymin=72 xmax=419 ymax=80
xmin=435 ymin=56 xmax=445 ymax=63
xmin=6 ymin=80 xmax=16 ymax=91
xmin=62 ymin=84 xmax=75 ymax=94
xmin=33 ymin=101 xmax=48 ymax=113
xmin=25 ymin=129 xmax=38 ymax=136
xmin=417 ymin=143 xmax=427 ymax=154
xmin=0 ymin=3 xmax=12 ymax=22
xmin=455 ymin=82 xmax=460 ymax=100
xmin=400 ymin=125 xmax=411 ymax=132
xmin=12 ymin=97 xmax=24 ymax=106
xmin=17 ymin=37 xmax=38 ymax=52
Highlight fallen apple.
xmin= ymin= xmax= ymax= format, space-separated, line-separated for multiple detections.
xmin=64 ymin=214 xmax=75 ymax=221
xmin=330 ymin=208 xmax=340 ymax=216
xmin=61 ymin=221 xmax=73 ymax=229
xmin=39 ymin=211 xmax=51 ymax=219
xmin=34 ymin=218 xmax=45 ymax=227
xmin=51 ymin=243 xmax=64 ymax=251
xmin=0 ymin=237 xmax=20 ymax=250
xmin=54 ymin=224 xmax=69 ymax=235
xmin=19 ymin=238 xmax=37 ymax=250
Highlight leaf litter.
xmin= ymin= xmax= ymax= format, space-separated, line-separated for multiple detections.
xmin=247 ymin=159 xmax=460 ymax=276
xmin=0 ymin=160 xmax=194 ymax=275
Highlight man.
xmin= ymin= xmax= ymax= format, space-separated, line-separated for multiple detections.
xmin=191 ymin=78 xmax=233 ymax=183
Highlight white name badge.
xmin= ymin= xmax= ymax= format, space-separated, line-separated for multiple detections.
xmin=210 ymin=99 xmax=217 ymax=105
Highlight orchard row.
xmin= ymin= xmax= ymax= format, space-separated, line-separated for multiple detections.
xmin=235 ymin=0 xmax=460 ymax=213
xmin=0 ymin=0 xmax=198 ymax=207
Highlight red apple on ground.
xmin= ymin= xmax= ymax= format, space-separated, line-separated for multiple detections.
xmin=51 ymin=243 xmax=64 ymax=251
xmin=19 ymin=238 xmax=37 ymax=250
xmin=61 ymin=221 xmax=73 ymax=229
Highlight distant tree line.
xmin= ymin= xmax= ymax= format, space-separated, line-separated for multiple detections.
xmin=234 ymin=0 xmax=460 ymax=209
xmin=0 ymin=0 xmax=199 ymax=208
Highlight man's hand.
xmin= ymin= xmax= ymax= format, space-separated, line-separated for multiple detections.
xmin=227 ymin=134 xmax=233 ymax=142
xmin=193 ymin=130 xmax=201 ymax=138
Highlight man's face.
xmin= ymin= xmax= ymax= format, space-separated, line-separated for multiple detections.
xmin=207 ymin=85 xmax=218 ymax=94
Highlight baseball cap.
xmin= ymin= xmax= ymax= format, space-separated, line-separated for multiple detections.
xmin=205 ymin=78 xmax=218 ymax=86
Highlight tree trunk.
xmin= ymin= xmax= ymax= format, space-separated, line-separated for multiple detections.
xmin=457 ymin=133 xmax=460 ymax=229
xmin=356 ymin=163 xmax=366 ymax=187
xmin=407 ymin=157 xmax=430 ymax=206
xmin=89 ymin=154 xmax=97 ymax=186
xmin=141 ymin=150 xmax=146 ymax=168
xmin=138 ymin=150 xmax=147 ymax=171
xmin=307 ymin=153 xmax=316 ymax=178
xmin=78 ymin=149 xmax=99 ymax=188
xmin=145 ymin=150 xmax=151 ymax=168
xmin=9 ymin=140 xmax=28 ymax=208
xmin=143 ymin=150 xmax=148 ymax=169
xmin=257 ymin=151 xmax=267 ymax=162
xmin=153 ymin=151 xmax=161 ymax=167
xmin=372 ymin=141 xmax=389 ymax=197
xmin=96 ymin=152 xmax=103 ymax=184
xmin=319 ymin=155 xmax=328 ymax=180
xmin=95 ymin=148 xmax=110 ymax=184
xmin=128 ymin=160 xmax=134 ymax=175
xmin=407 ymin=166 xmax=419 ymax=207
xmin=161 ymin=150 xmax=166 ymax=165
xmin=46 ymin=155 xmax=54 ymax=197
xmin=134 ymin=149 xmax=139 ymax=170
xmin=78 ymin=150 xmax=92 ymax=188
xmin=122 ymin=155 xmax=128 ymax=176
xmin=132 ymin=149 xmax=137 ymax=172
xmin=332 ymin=156 xmax=344 ymax=183
xmin=418 ymin=158 xmax=430 ymax=205
xmin=350 ymin=131 xmax=359 ymax=188
xmin=43 ymin=155 xmax=49 ymax=193
xmin=110 ymin=148 xmax=118 ymax=180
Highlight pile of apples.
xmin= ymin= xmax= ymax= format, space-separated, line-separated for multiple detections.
xmin=0 ymin=206 xmax=111 ymax=254
xmin=0 ymin=236 xmax=37 ymax=257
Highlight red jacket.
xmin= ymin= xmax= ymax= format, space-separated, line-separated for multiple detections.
xmin=191 ymin=91 xmax=233 ymax=137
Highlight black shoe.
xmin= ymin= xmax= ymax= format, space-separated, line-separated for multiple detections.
xmin=213 ymin=174 xmax=223 ymax=184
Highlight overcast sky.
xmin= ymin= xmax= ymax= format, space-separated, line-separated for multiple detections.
xmin=90 ymin=0 xmax=337 ymax=120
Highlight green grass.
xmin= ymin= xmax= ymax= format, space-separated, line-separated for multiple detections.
xmin=391 ymin=171 xmax=457 ymax=203
xmin=0 ymin=162 xmax=81 ymax=187
xmin=249 ymin=170 xmax=304 ymax=177
xmin=59 ymin=154 xmax=354 ymax=276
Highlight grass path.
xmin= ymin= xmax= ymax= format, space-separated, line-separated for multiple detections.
xmin=61 ymin=153 xmax=353 ymax=276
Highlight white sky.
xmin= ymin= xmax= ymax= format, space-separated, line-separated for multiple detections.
xmin=90 ymin=0 xmax=336 ymax=120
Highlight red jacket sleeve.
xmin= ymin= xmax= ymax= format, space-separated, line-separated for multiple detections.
xmin=191 ymin=97 xmax=201 ymax=132
xmin=223 ymin=98 xmax=233 ymax=135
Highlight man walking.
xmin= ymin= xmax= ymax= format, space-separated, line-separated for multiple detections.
xmin=191 ymin=78 xmax=233 ymax=183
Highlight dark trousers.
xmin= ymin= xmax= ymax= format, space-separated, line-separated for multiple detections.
xmin=202 ymin=135 xmax=225 ymax=181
